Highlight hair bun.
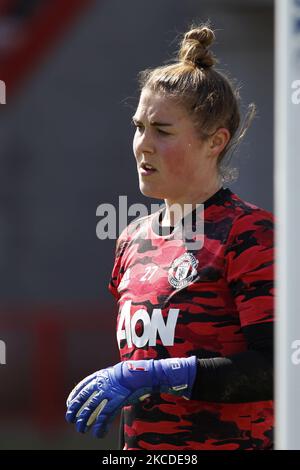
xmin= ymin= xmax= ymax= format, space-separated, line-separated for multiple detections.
xmin=179 ymin=25 xmax=217 ymax=68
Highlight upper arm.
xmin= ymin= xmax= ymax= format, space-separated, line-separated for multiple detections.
xmin=108 ymin=229 xmax=130 ymax=300
xmin=224 ymin=210 xmax=274 ymax=332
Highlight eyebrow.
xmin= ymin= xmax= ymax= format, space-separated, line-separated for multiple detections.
xmin=132 ymin=116 xmax=173 ymax=127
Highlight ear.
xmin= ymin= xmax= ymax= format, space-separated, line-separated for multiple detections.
xmin=209 ymin=128 xmax=231 ymax=156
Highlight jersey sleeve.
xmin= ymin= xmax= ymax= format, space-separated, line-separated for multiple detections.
xmin=224 ymin=209 xmax=274 ymax=329
xmin=191 ymin=208 xmax=274 ymax=403
xmin=108 ymin=227 xmax=129 ymax=300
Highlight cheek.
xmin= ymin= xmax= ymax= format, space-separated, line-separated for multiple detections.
xmin=133 ymin=134 xmax=138 ymax=159
xmin=162 ymin=143 xmax=194 ymax=178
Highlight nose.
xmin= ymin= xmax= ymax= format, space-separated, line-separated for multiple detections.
xmin=134 ymin=128 xmax=155 ymax=157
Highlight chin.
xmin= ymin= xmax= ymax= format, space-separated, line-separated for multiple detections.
xmin=139 ymin=182 xmax=165 ymax=200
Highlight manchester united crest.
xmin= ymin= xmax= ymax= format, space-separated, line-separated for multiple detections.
xmin=168 ymin=253 xmax=199 ymax=289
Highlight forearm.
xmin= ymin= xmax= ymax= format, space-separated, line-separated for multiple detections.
xmin=191 ymin=349 xmax=273 ymax=403
xmin=66 ymin=356 xmax=197 ymax=437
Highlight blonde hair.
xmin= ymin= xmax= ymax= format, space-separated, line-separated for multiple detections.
xmin=137 ymin=23 xmax=256 ymax=183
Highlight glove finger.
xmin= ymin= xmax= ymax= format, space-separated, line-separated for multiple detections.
xmin=139 ymin=393 xmax=151 ymax=401
xmin=92 ymin=406 xmax=119 ymax=438
xmin=86 ymin=399 xmax=108 ymax=427
xmin=66 ymin=385 xmax=98 ymax=423
xmin=93 ymin=423 xmax=109 ymax=439
xmin=75 ymin=391 xmax=109 ymax=433
xmin=90 ymin=392 xmax=129 ymax=438
xmin=92 ymin=418 xmax=112 ymax=438
xmin=66 ymin=371 xmax=98 ymax=407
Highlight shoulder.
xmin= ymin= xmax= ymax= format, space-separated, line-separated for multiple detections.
xmin=224 ymin=191 xmax=274 ymax=255
xmin=225 ymin=190 xmax=274 ymax=236
xmin=115 ymin=210 xmax=159 ymax=254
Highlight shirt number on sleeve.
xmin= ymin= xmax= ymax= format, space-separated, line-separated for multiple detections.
xmin=140 ymin=266 xmax=158 ymax=282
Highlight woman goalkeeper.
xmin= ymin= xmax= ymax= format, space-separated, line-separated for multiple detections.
xmin=66 ymin=23 xmax=274 ymax=450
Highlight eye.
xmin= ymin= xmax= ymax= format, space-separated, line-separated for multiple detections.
xmin=156 ymin=128 xmax=170 ymax=136
xmin=131 ymin=119 xmax=171 ymax=136
xmin=131 ymin=119 xmax=143 ymax=131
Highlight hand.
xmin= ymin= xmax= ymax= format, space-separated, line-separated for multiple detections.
xmin=65 ymin=356 xmax=196 ymax=438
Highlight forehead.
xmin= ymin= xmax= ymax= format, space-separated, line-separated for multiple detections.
xmin=135 ymin=88 xmax=188 ymax=122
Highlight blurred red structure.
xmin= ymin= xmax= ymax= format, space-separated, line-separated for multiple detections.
xmin=0 ymin=0 xmax=95 ymax=96
xmin=0 ymin=303 xmax=118 ymax=432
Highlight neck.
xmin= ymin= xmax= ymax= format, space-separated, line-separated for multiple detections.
xmin=161 ymin=180 xmax=223 ymax=227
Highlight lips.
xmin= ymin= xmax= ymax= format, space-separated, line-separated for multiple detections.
xmin=140 ymin=162 xmax=157 ymax=175
xmin=141 ymin=162 xmax=157 ymax=171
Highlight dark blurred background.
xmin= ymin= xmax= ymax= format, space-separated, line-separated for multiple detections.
xmin=0 ymin=0 xmax=273 ymax=449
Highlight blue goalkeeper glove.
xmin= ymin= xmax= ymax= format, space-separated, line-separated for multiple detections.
xmin=66 ymin=356 xmax=197 ymax=438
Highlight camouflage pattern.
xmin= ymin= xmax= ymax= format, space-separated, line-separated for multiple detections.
xmin=109 ymin=187 xmax=274 ymax=450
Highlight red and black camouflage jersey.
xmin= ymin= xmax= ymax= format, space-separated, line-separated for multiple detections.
xmin=108 ymin=187 xmax=274 ymax=450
